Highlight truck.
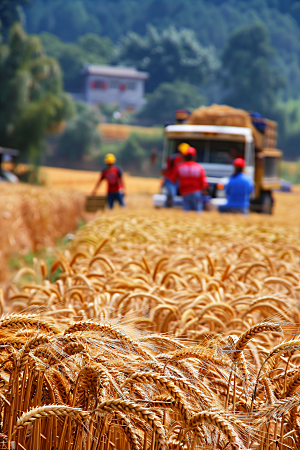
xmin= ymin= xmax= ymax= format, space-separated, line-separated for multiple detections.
xmin=153 ymin=104 xmax=282 ymax=214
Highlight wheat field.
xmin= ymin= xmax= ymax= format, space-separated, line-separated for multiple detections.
xmin=1 ymin=168 xmax=300 ymax=449
xmin=0 ymin=208 xmax=299 ymax=449
xmin=0 ymin=182 xmax=86 ymax=281
xmin=41 ymin=165 xmax=300 ymax=220
xmin=41 ymin=166 xmax=161 ymax=196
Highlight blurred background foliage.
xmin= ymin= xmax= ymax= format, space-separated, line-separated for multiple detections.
xmin=20 ymin=0 xmax=300 ymax=99
xmin=0 ymin=21 xmax=74 ymax=164
xmin=39 ymin=32 xmax=114 ymax=91
xmin=113 ymin=26 xmax=219 ymax=93
xmin=2 ymin=0 xmax=300 ymax=169
xmin=54 ymin=101 xmax=101 ymax=161
xmin=137 ymin=81 xmax=205 ymax=126
xmin=93 ymin=131 xmax=164 ymax=176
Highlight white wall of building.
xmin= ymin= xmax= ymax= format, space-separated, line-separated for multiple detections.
xmin=85 ymin=74 xmax=146 ymax=111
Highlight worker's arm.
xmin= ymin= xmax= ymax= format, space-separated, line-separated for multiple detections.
xmin=91 ymin=173 xmax=104 ymax=195
xmin=200 ymin=167 xmax=208 ymax=191
xmin=161 ymin=156 xmax=170 ymax=175
xmin=225 ymin=179 xmax=232 ymax=196
xmin=248 ymin=178 xmax=254 ymax=194
xmin=119 ymin=168 xmax=126 ymax=196
xmin=170 ymin=166 xmax=179 ymax=183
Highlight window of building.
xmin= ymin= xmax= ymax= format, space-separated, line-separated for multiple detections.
xmin=100 ymin=81 xmax=108 ymax=90
xmin=110 ymin=79 xmax=118 ymax=89
xmin=119 ymin=83 xmax=127 ymax=92
xmin=90 ymin=80 xmax=109 ymax=90
xmin=127 ymin=81 xmax=136 ymax=90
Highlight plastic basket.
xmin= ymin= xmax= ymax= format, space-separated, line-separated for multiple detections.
xmin=85 ymin=195 xmax=106 ymax=212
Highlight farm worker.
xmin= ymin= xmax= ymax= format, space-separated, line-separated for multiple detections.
xmin=218 ymin=158 xmax=254 ymax=214
xmin=162 ymin=142 xmax=190 ymax=207
xmin=91 ymin=153 xmax=125 ymax=209
xmin=171 ymin=147 xmax=208 ymax=212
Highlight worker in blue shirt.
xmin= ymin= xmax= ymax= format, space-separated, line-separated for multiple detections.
xmin=218 ymin=158 xmax=254 ymax=214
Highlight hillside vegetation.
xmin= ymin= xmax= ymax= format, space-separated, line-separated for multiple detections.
xmin=3 ymin=1 xmax=300 ymax=163
xmin=25 ymin=0 xmax=300 ymax=97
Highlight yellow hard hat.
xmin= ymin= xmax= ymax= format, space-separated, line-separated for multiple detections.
xmin=104 ymin=153 xmax=116 ymax=164
xmin=178 ymin=142 xmax=190 ymax=155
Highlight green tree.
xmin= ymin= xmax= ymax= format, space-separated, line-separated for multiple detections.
xmin=114 ymin=25 xmax=219 ymax=92
xmin=117 ymin=134 xmax=145 ymax=170
xmin=0 ymin=23 xmax=73 ymax=164
xmin=0 ymin=0 xmax=29 ymax=36
xmin=137 ymin=81 xmax=204 ymax=125
xmin=40 ymin=32 xmax=114 ymax=91
xmin=23 ymin=0 xmax=300 ymax=97
xmin=78 ymin=34 xmax=114 ymax=61
xmin=55 ymin=101 xmax=101 ymax=160
xmin=26 ymin=0 xmax=101 ymax=42
xmin=222 ymin=24 xmax=286 ymax=114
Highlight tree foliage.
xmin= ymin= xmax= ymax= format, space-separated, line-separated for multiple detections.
xmin=114 ymin=26 xmax=219 ymax=92
xmin=40 ymin=33 xmax=114 ymax=91
xmin=26 ymin=0 xmax=101 ymax=42
xmin=0 ymin=23 xmax=73 ymax=163
xmin=0 ymin=0 xmax=29 ymax=36
xmin=137 ymin=81 xmax=204 ymax=125
xmin=24 ymin=0 xmax=300 ymax=97
xmin=222 ymin=24 xmax=285 ymax=114
xmin=97 ymin=131 xmax=164 ymax=175
xmin=5 ymin=0 xmax=300 ymax=160
xmin=55 ymin=101 xmax=101 ymax=160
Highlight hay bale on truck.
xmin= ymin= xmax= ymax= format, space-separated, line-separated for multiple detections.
xmin=187 ymin=104 xmax=277 ymax=151
xmin=155 ymin=104 xmax=282 ymax=213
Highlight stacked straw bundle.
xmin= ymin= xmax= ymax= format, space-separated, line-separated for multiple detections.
xmin=0 ymin=183 xmax=85 ymax=280
xmin=1 ymin=214 xmax=300 ymax=449
xmin=186 ymin=105 xmax=263 ymax=149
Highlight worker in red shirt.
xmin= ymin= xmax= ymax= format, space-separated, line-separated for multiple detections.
xmin=91 ymin=153 xmax=125 ymax=209
xmin=162 ymin=142 xmax=190 ymax=207
xmin=171 ymin=147 xmax=208 ymax=212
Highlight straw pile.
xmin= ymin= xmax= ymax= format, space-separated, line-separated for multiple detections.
xmin=0 ymin=183 xmax=85 ymax=280
xmin=187 ymin=105 xmax=263 ymax=149
xmin=0 ymin=213 xmax=300 ymax=449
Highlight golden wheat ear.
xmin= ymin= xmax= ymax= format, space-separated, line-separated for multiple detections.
xmin=95 ymin=399 xmax=166 ymax=450
xmin=0 ymin=313 xmax=61 ymax=335
xmin=12 ymin=405 xmax=87 ymax=434
xmin=232 ymin=322 xmax=282 ymax=360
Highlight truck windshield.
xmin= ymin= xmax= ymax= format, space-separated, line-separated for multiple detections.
xmin=168 ymin=139 xmax=245 ymax=164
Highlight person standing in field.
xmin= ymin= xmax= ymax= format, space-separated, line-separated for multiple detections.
xmin=218 ymin=158 xmax=254 ymax=214
xmin=91 ymin=153 xmax=125 ymax=209
xmin=162 ymin=142 xmax=190 ymax=207
xmin=171 ymin=146 xmax=208 ymax=212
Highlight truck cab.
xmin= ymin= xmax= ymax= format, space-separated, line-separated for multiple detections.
xmin=153 ymin=107 xmax=282 ymax=214
xmin=163 ymin=124 xmax=254 ymax=203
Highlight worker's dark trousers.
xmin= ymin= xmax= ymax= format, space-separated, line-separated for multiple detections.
xmin=163 ymin=178 xmax=178 ymax=207
xmin=182 ymin=192 xmax=203 ymax=212
xmin=107 ymin=192 xmax=125 ymax=209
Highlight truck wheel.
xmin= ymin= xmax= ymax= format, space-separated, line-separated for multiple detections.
xmin=261 ymin=191 xmax=273 ymax=215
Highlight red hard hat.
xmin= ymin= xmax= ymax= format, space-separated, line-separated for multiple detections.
xmin=187 ymin=146 xmax=197 ymax=156
xmin=233 ymin=158 xmax=245 ymax=168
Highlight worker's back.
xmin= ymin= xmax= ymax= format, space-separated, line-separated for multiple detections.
xmin=174 ymin=160 xmax=207 ymax=196
xmin=226 ymin=173 xmax=254 ymax=208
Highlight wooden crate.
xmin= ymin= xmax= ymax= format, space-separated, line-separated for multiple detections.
xmin=85 ymin=195 xmax=106 ymax=212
